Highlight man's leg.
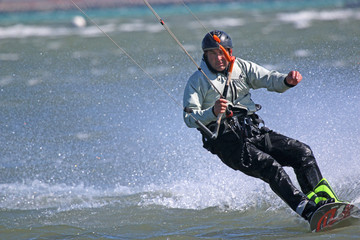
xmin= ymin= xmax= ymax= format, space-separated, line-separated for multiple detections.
xmin=211 ymin=131 xmax=336 ymax=221
xmin=262 ymin=131 xmax=323 ymax=194
xmin=264 ymin=132 xmax=341 ymax=203
xmin=260 ymin=131 xmax=341 ymax=218
xmin=223 ymin=140 xmax=308 ymax=213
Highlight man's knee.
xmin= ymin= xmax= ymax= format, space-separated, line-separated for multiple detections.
xmin=285 ymin=139 xmax=317 ymax=167
xmin=237 ymin=142 xmax=283 ymax=180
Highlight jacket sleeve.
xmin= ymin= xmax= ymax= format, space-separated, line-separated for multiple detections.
xmin=183 ymin=72 xmax=217 ymax=128
xmin=240 ymin=60 xmax=289 ymax=93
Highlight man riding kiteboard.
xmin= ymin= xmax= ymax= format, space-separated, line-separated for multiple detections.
xmin=183 ymin=30 xmax=340 ymax=222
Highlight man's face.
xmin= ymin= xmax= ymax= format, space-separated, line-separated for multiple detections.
xmin=205 ymin=48 xmax=232 ymax=72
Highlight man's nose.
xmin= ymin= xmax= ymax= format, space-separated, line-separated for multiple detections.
xmin=217 ymin=54 xmax=224 ymax=60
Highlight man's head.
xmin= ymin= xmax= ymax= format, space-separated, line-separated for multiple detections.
xmin=202 ymin=30 xmax=233 ymax=51
xmin=202 ymin=30 xmax=233 ymax=73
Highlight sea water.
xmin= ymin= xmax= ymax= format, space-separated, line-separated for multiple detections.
xmin=1 ymin=0 xmax=360 ymax=239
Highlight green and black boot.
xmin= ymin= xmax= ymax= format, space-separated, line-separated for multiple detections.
xmin=310 ymin=178 xmax=341 ymax=203
xmin=299 ymin=178 xmax=341 ymax=222
xmin=298 ymin=198 xmax=336 ymax=222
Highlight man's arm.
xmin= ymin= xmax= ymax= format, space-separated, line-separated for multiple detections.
xmin=183 ymin=74 xmax=218 ymax=128
xmin=240 ymin=59 xmax=290 ymax=92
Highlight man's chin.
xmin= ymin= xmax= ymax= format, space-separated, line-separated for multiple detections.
xmin=216 ymin=66 xmax=226 ymax=71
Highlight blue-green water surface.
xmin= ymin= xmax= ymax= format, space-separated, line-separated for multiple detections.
xmin=1 ymin=1 xmax=360 ymax=239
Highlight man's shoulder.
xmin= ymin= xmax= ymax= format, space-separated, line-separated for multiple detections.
xmin=187 ymin=70 xmax=204 ymax=87
xmin=235 ymin=57 xmax=255 ymax=68
xmin=234 ymin=57 xmax=274 ymax=75
xmin=189 ymin=68 xmax=204 ymax=79
xmin=188 ymin=61 xmax=215 ymax=84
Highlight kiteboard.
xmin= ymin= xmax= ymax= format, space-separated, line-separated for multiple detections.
xmin=309 ymin=202 xmax=360 ymax=232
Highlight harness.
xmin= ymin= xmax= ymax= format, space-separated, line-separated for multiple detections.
xmin=201 ymin=105 xmax=273 ymax=154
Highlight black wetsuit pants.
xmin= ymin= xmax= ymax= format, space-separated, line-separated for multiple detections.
xmin=202 ymin=124 xmax=323 ymax=212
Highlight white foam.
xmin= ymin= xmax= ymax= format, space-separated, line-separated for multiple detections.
xmin=138 ymin=169 xmax=283 ymax=211
xmin=0 ymin=20 xmax=167 ymax=39
xmin=0 ymin=23 xmax=113 ymax=39
xmin=207 ymin=17 xmax=245 ymax=28
xmin=0 ymin=180 xmax=134 ymax=210
xmin=118 ymin=20 xmax=163 ymax=33
xmin=0 ymin=24 xmax=71 ymax=39
xmin=0 ymin=170 xmax=281 ymax=212
xmin=81 ymin=24 xmax=116 ymax=37
xmin=1 ymin=168 xmax=359 ymax=212
xmin=277 ymin=9 xmax=358 ymax=29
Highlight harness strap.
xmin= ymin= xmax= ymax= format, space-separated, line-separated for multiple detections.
xmin=250 ymin=114 xmax=273 ymax=151
xmin=200 ymin=110 xmax=273 ymax=153
xmin=264 ymin=130 xmax=273 ymax=151
xmin=231 ymin=113 xmax=273 ymax=151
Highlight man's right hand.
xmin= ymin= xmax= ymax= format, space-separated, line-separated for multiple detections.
xmin=213 ymin=98 xmax=228 ymax=116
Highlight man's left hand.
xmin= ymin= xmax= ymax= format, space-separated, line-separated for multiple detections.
xmin=285 ymin=71 xmax=302 ymax=86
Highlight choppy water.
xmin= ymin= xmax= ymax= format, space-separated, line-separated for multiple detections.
xmin=1 ymin=0 xmax=360 ymax=239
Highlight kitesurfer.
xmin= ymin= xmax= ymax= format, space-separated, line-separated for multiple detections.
xmin=183 ymin=30 xmax=341 ymax=222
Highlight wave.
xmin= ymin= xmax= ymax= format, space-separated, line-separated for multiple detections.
xmin=277 ymin=8 xmax=360 ymax=29
xmin=1 ymin=172 xmax=359 ymax=212
xmin=0 ymin=175 xmax=280 ymax=211
xmin=0 ymin=20 xmax=163 ymax=39
xmin=0 ymin=180 xmax=131 ymax=211
xmin=2 ymin=7 xmax=359 ymax=39
xmin=0 ymin=23 xmax=110 ymax=39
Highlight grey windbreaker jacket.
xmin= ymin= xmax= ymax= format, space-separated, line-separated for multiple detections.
xmin=183 ymin=57 xmax=290 ymax=128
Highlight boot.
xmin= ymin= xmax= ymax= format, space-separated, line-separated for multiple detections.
xmin=313 ymin=178 xmax=341 ymax=202
xmin=297 ymin=198 xmax=335 ymax=222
